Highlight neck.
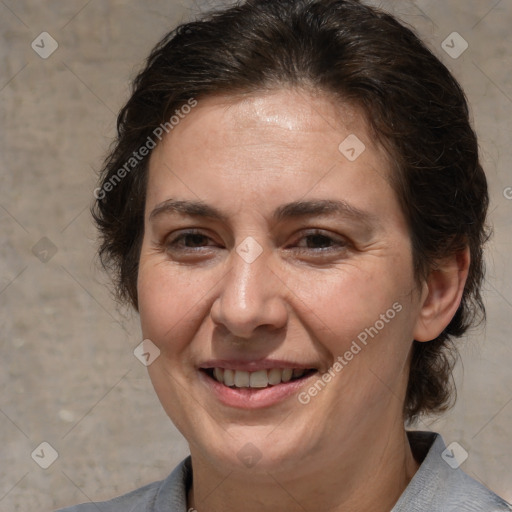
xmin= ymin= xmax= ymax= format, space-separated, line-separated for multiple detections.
xmin=187 ymin=426 xmax=420 ymax=512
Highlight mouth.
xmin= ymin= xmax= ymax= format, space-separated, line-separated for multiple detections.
xmin=197 ymin=363 xmax=320 ymax=409
xmin=201 ymin=367 xmax=318 ymax=389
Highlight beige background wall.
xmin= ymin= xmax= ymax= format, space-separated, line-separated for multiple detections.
xmin=1 ymin=1 xmax=511 ymax=510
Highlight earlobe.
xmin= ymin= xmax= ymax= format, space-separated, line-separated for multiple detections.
xmin=413 ymin=247 xmax=470 ymax=342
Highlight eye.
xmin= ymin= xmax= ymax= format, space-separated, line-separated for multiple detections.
xmin=292 ymin=230 xmax=349 ymax=253
xmin=165 ymin=230 xmax=218 ymax=251
xmin=160 ymin=229 xmax=349 ymax=258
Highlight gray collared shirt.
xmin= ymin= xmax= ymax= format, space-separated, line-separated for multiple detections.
xmin=56 ymin=431 xmax=511 ymax=511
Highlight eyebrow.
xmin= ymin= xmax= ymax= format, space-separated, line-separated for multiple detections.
xmin=149 ymin=198 xmax=377 ymax=227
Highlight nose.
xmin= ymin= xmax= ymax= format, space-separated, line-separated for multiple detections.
xmin=209 ymin=241 xmax=289 ymax=340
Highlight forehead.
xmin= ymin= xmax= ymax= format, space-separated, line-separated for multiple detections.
xmin=159 ymin=89 xmax=376 ymax=156
xmin=146 ymin=89 xmax=396 ymax=224
xmin=217 ymin=89 xmax=363 ymax=132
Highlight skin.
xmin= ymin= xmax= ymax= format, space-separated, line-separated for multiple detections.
xmin=137 ymin=88 xmax=469 ymax=511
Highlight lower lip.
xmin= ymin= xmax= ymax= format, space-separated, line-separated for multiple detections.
xmin=198 ymin=370 xmax=316 ymax=409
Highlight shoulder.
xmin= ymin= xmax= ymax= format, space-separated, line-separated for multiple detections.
xmin=393 ymin=431 xmax=511 ymax=512
xmin=55 ymin=457 xmax=191 ymax=512
xmin=55 ymin=480 xmax=161 ymax=512
xmin=448 ymin=469 xmax=512 ymax=511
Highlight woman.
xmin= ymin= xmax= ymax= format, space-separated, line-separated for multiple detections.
xmin=58 ymin=0 xmax=510 ymax=510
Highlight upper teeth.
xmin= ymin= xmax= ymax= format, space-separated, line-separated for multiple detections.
xmin=212 ymin=368 xmax=307 ymax=388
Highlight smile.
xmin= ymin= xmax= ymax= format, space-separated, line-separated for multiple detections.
xmin=197 ymin=363 xmax=321 ymax=409
xmin=204 ymin=367 xmax=317 ymax=388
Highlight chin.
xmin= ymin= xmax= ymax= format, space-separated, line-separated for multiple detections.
xmin=190 ymin=421 xmax=315 ymax=476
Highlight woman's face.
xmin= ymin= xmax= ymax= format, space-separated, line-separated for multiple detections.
xmin=137 ymin=89 xmax=424 ymax=475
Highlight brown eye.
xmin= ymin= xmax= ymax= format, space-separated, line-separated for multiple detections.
xmin=166 ymin=230 xmax=216 ymax=250
xmin=294 ymin=230 xmax=348 ymax=252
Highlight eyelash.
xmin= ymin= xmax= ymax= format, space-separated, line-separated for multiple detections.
xmin=163 ymin=229 xmax=349 ymax=255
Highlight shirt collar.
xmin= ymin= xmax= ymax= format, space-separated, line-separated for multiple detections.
xmin=154 ymin=431 xmax=509 ymax=511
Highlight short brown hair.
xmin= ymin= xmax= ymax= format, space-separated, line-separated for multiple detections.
xmin=92 ymin=0 xmax=490 ymax=422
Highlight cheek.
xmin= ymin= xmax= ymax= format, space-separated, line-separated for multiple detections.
xmin=137 ymin=260 xmax=208 ymax=354
xmin=302 ymin=266 xmax=406 ymax=341
xmin=306 ymin=274 xmax=416 ymax=398
xmin=137 ymin=263 xmax=168 ymax=339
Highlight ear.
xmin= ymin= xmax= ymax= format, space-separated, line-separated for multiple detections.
xmin=413 ymin=247 xmax=470 ymax=342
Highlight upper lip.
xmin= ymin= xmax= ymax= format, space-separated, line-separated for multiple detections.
xmin=198 ymin=359 xmax=318 ymax=372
